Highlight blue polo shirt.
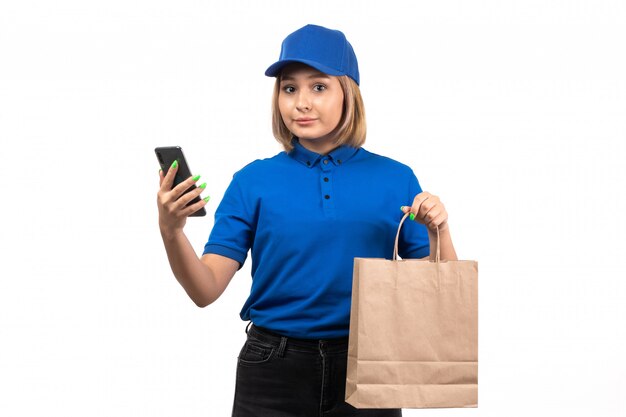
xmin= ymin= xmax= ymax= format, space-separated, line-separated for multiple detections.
xmin=203 ymin=138 xmax=429 ymax=339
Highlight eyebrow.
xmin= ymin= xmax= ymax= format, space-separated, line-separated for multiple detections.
xmin=280 ymin=73 xmax=331 ymax=82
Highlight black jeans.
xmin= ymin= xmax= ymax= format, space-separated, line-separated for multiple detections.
xmin=232 ymin=322 xmax=402 ymax=417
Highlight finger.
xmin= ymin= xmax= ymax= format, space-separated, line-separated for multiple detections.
xmin=423 ymin=208 xmax=442 ymax=225
xmin=410 ymin=194 xmax=430 ymax=220
xmin=427 ymin=212 xmax=447 ymax=230
xmin=176 ymin=182 xmax=207 ymax=209
xmin=159 ymin=160 xmax=179 ymax=192
xmin=419 ymin=199 xmax=438 ymax=218
xmin=170 ymin=174 xmax=202 ymax=202
xmin=159 ymin=169 xmax=164 ymax=187
xmin=181 ymin=195 xmax=211 ymax=217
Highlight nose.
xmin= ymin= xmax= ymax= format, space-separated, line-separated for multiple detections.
xmin=295 ymin=91 xmax=312 ymax=112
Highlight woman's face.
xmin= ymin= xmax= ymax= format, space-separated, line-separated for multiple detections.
xmin=278 ymin=63 xmax=344 ymax=152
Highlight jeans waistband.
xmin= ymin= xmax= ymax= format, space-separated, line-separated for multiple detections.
xmin=246 ymin=322 xmax=350 ymax=354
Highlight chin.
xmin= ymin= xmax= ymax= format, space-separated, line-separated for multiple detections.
xmin=294 ymin=131 xmax=328 ymax=141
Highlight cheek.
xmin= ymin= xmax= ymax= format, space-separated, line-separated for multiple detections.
xmin=278 ymin=96 xmax=290 ymax=121
xmin=330 ymin=96 xmax=344 ymax=124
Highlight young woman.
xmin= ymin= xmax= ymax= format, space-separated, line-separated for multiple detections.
xmin=157 ymin=24 xmax=457 ymax=417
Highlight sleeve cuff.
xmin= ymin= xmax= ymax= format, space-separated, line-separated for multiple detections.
xmin=202 ymin=244 xmax=247 ymax=270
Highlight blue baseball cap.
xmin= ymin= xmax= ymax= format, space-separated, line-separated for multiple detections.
xmin=265 ymin=24 xmax=360 ymax=85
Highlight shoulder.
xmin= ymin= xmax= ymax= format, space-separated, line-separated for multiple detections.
xmin=231 ymin=150 xmax=290 ymax=181
xmin=355 ymin=148 xmax=416 ymax=178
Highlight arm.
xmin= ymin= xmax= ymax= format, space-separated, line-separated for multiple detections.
xmin=160 ymin=228 xmax=239 ymax=307
xmin=421 ymin=225 xmax=458 ymax=261
xmin=157 ymin=162 xmax=239 ymax=307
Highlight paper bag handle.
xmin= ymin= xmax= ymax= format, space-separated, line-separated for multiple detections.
xmin=393 ymin=212 xmax=440 ymax=263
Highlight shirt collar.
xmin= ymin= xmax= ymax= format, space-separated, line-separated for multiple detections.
xmin=288 ymin=137 xmax=359 ymax=168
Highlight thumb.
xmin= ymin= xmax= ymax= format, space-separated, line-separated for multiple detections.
xmin=400 ymin=205 xmax=410 ymax=213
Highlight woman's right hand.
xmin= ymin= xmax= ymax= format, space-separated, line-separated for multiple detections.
xmin=157 ymin=160 xmax=210 ymax=236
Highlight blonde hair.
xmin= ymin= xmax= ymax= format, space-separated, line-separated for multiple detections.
xmin=271 ymin=74 xmax=367 ymax=153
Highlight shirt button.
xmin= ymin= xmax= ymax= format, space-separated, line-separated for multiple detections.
xmin=324 ymin=195 xmax=330 ymax=199
xmin=323 ymin=159 xmax=329 ymax=165
xmin=337 ymin=159 xmax=342 ymax=164
xmin=323 ymin=177 xmax=329 ymax=182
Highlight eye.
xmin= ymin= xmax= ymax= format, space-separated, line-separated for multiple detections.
xmin=313 ymin=84 xmax=326 ymax=92
xmin=282 ymin=85 xmax=296 ymax=93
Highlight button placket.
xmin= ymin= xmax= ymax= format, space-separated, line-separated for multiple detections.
xmin=320 ymin=159 xmax=335 ymax=218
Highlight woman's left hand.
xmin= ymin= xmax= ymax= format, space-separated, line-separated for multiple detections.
xmin=401 ymin=192 xmax=449 ymax=233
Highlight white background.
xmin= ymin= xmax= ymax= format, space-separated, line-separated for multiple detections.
xmin=1 ymin=0 xmax=625 ymax=416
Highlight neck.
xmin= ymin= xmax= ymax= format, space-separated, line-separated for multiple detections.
xmin=296 ymin=137 xmax=340 ymax=155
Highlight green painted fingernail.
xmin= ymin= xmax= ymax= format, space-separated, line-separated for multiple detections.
xmin=400 ymin=206 xmax=405 ymax=212
xmin=203 ymin=196 xmax=210 ymax=202
xmin=199 ymin=182 xmax=207 ymax=189
xmin=171 ymin=160 xmax=178 ymax=169
xmin=409 ymin=213 xmax=415 ymax=221
xmin=192 ymin=174 xmax=201 ymax=181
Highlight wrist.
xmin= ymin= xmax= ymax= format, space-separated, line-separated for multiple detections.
xmin=428 ymin=223 xmax=450 ymax=235
xmin=160 ymin=225 xmax=184 ymax=241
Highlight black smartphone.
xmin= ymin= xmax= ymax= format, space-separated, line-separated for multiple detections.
xmin=155 ymin=146 xmax=206 ymax=217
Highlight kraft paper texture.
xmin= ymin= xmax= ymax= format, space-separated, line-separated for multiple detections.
xmin=345 ymin=213 xmax=478 ymax=408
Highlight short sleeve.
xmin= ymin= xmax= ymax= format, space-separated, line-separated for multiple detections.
xmin=202 ymin=174 xmax=255 ymax=270
xmin=398 ymin=170 xmax=430 ymax=259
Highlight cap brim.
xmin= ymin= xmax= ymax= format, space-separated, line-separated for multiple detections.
xmin=265 ymin=59 xmax=344 ymax=78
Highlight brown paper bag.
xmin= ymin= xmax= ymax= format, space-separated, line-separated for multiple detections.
xmin=345 ymin=212 xmax=478 ymax=408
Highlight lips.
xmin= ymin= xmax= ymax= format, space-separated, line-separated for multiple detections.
xmin=294 ymin=118 xmax=317 ymax=125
